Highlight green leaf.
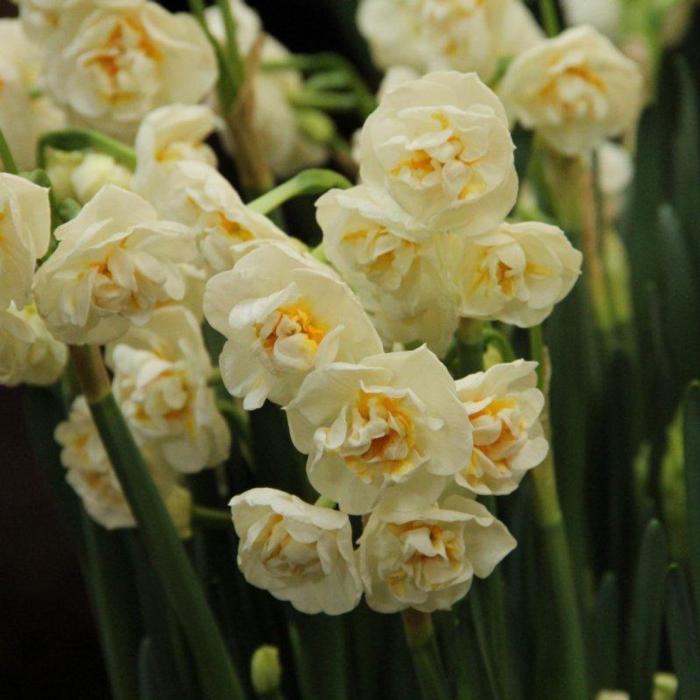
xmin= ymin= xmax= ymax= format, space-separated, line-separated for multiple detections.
xmin=683 ymin=381 xmax=700 ymax=617
xmin=666 ymin=566 xmax=700 ymax=700
xmin=627 ymin=519 xmax=668 ymax=700
xmin=138 ymin=638 xmax=160 ymax=700
xmin=82 ymin=515 xmax=141 ymax=700
xmin=589 ymin=572 xmax=619 ymax=693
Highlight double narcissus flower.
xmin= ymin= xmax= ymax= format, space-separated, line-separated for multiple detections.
xmin=285 ymin=346 xmax=472 ymax=514
xmin=231 ymin=488 xmax=362 ymax=615
xmin=106 ymin=305 xmax=230 ymax=473
xmin=34 ymin=185 xmax=197 ymax=344
xmin=499 ymin=25 xmax=644 ymax=155
xmin=204 ymin=243 xmax=383 ymax=410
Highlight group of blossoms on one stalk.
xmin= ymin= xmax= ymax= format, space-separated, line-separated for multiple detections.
xmin=0 ymin=0 xmax=645 ymax=617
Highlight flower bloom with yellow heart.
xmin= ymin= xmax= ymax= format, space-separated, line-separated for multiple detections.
xmin=34 ymin=185 xmax=197 ymax=344
xmin=106 ymin=305 xmax=230 ymax=473
xmin=41 ymin=0 xmax=217 ymax=140
xmin=499 ymin=25 xmax=644 ymax=155
xmin=204 ymin=243 xmax=383 ymax=410
xmin=0 ymin=303 xmax=67 ymax=387
xmin=455 ymin=359 xmax=548 ymax=495
xmin=357 ymin=71 xmax=518 ymax=235
xmin=285 ymin=346 xmax=472 ymax=515
xmin=358 ymin=493 xmax=516 ymax=612
xmin=231 ymin=487 xmax=363 ymax=615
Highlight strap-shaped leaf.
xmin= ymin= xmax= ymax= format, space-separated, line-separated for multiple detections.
xmin=683 ymin=381 xmax=700 ymax=617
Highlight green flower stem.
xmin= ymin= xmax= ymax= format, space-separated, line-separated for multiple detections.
xmin=528 ymin=327 xmax=588 ymax=700
xmin=290 ymin=90 xmax=359 ymax=112
xmin=69 ymin=345 xmax=246 ymax=700
xmin=401 ymin=609 xmax=452 ymax=700
xmin=248 ymin=168 xmax=352 ymax=215
xmin=538 ymin=0 xmax=561 ymax=37
xmin=314 ymin=496 xmax=337 ymax=509
xmin=37 ymin=129 xmax=137 ymax=170
xmin=0 ymin=126 xmax=18 ymax=174
xmin=216 ymin=0 xmax=245 ymax=86
xmin=192 ymin=504 xmax=233 ymax=530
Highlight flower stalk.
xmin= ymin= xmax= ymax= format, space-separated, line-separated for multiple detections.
xmin=0 ymin=126 xmax=18 ymax=174
xmin=401 ymin=609 xmax=452 ymax=700
xmin=538 ymin=0 xmax=561 ymax=37
xmin=248 ymin=168 xmax=352 ymax=215
xmin=37 ymin=129 xmax=137 ymax=171
xmin=69 ymin=344 xmax=245 ymax=700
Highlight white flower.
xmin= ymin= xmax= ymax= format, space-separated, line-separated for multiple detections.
xmin=358 ymin=494 xmax=516 ymax=612
xmin=0 ymin=19 xmax=65 ymax=171
xmin=34 ymin=185 xmax=197 ymax=345
xmin=204 ymin=243 xmax=383 ymax=411
xmin=55 ymin=394 xmax=192 ymax=534
xmin=133 ymin=103 xmax=218 ymax=173
xmin=561 ymin=0 xmax=621 ymax=38
xmin=135 ymin=160 xmax=287 ymax=274
xmin=206 ymin=1 xmax=326 ymax=178
xmin=597 ymin=140 xmax=633 ymax=199
xmin=106 ymin=305 xmax=230 ymax=473
xmin=46 ymin=149 xmax=133 ymax=204
xmin=316 ymin=185 xmax=460 ymax=355
xmin=499 ymin=26 xmax=644 ymax=156
xmin=357 ymin=0 xmax=541 ymax=80
xmin=44 ymin=1 xmax=217 ymax=140
xmin=286 ymin=346 xmax=472 ymax=515
xmin=0 ymin=303 xmax=67 ymax=386
xmin=0 ymin=173 xmax=51 ymax=310
xmin=449 ymin=221 xmax=582 ymax=327
xmin=230 ymin=487 xmax=362 ymax=615
xmin=358 ymin=71 xmax=517 ymax=235
xmin=455 ymin=360 xmax=547 ymax=495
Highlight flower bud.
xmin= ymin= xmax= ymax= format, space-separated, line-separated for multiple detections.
xmin=653 ymin=672 xmax=678 ymax=700
xmin=250 ymin=645 xmax=282 ymax=696
xmin=660 ymin=409 xmax=688 ymax=561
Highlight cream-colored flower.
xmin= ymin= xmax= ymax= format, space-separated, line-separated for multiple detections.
xmin=136 ymin=160 xmax=287 ymax=274
xmin=358 ymin=71 xmax=517 ymax=234
xmin=561 ymin=0 xmax=621 ymax=38
xmin=0 ymin=173 xmax=51 ymax=310
xmin=0 ymin=19 xmax=65 ymax=171
xmin=449 ymin=221 xmax=582 ymax=327
xmin=45 ymin=149 xmax=133 ymax=204
xmin=286 ymin=346 xmax=472 ymax=515
xmin=316 ymin=185 xmax=460 ymax=356
xmin=455 ymin=360 xmax=547 ymax=495
xmin=44 ymin=1 xmax=217 ymax=140
xmin=34 ymin=185 xmax=197 ymax=345
xmin=106 ymin=305 xmax=230 ymax=473
xmin=358 ymin=493 xmax=516 ymax=612
xmin=206 ymin=1 xmax=326 ymax=178
xmin=0 ymin=303 xmax=67 ymax=386
xmin=230 ymin=487 xmax=362 ymax=615
xmin=133 ymin=103 xmax=218 ymax=173
xmin=55 ymin=394 xmax=192 ymax=534
xmin=205 ymin=243 xmax=383 ymax=411
xmin=357 ymin=0 xmax=541 ymax=81
xmin=499 ymin=26 xmax=644 ymax=155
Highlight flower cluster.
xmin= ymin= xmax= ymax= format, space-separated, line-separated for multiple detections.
xmin=211 ymin=71 xmax=577 ymax=615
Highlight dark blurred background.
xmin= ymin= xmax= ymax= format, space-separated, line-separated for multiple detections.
xmin=1 ymin=0 xmax=699 ymax=697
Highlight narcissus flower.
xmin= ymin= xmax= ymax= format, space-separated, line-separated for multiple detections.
xmin=0 ymin=19 xmax=65 ymax=171
xmin=0 ymin=303 xmax=67 ymax=387
xmin=0 ymin=173 xmax=51 ymax=310
xmin=230 ymin=487 xmax=362 ymax=615
xmin=499 ymin=26 xmax=644 ymax=155
xmin=357 ymin=0 xmax=541 ymax=81
xmin=34 ymin=185 xmax=197 ymax=345
xmin=455 ymin=360 xmax=547 ymax=495
xmin=316 ymin=185 xmax=461 ymax=355
xmin=204 ymin=243 xmax=383 ymax=410
xmin=448 ymin=221 xmax=582 ymax=327
xmin=43 ymin=1 xmax=217 ymax=139
xmin=285 ymin=346 xmax=472 ymax=515
xmin=358 ymin=71 xmax=517 ymax=234
xmin=106 ymin=306 xmax=230 ymax=473
xmin=358 ymin=494 xmax=516 ymax=612
xmin=55 ymin=395 xmax=192 ymax=535
xmin=136 ymin=160 xmax=288 ymax=274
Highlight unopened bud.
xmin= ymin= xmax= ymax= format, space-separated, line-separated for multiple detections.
xmin=250 ymin=645 xmax=282 ymax=696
